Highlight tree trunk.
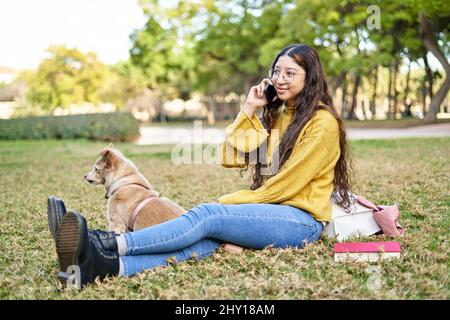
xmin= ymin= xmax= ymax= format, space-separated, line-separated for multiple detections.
xmin=151 ymin=88 xmax=166 ymax=123
xmin=332 ymin=40 xmax=346 ymax=103
xmin=423 ymin=52 xmax=433 ymax=103
xmin=370 ymin=65 xmax=378 ymax=119
xmin=420 ymin=12 xmax=450 ymax=123
xmin=402 ymin=61 xmax=412 ymax=118
xmin=392 ymin=58 xmax=400 ymax=118
xmin=340 ymin=76 xmax=348 ymax=118
xmin=206 ymin=96 xmax=216 ymax=125
xmin=423 ymin=50 xmax=433 ymax=114
xmin=361 ymin=100 xmax=367 ymax=120
xmin=348 ymin=74 xmax=361 ymax=120
xmin=332 ymin=71 xmax=346 ymax=99
xmin=421 ymin=77 xmax=427 ymax=117
xmin=387 ymin=63 xmax=394 ymax=119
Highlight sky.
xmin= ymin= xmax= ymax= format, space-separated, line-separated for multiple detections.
xmin=0 ymin=0 xmax=147 ymax=70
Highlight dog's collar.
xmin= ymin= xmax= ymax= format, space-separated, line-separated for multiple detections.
xmin=105 ymin=183 xmax=150 ymax=199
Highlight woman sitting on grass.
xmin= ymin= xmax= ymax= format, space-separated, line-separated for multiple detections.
xmin=48 ymin=44 xmax=353 ymax=287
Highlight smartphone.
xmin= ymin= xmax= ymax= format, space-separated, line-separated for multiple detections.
xmin=264 ymin=84 xmax=277 ymax=103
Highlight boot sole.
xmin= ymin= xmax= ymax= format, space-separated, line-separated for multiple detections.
xmin=55 ymin=212 xmax=82 ymax=287
xmin=47 ymin=196 xmax=66 ymax=241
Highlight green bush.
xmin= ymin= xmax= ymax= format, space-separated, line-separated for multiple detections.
xmin=0 ymin=112 xmax=140 ymax=142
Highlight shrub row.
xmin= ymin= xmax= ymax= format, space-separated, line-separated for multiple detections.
xmin=0 ymin=112 xmax=140 ymax=142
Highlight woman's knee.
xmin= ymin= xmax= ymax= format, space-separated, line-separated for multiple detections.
xmin=189 ymin=203 xmax=224 ymax=219
xmin=183 ymin=203 xmax=227 ymax=235
xmin=298 ymin=223 xmax=323 ymax=248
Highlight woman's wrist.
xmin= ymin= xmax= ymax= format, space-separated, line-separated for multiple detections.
xmin=241 ymin=103 xmax=257 ymax=118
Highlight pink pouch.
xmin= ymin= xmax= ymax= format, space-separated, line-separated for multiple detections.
xmin=356 ymin=196 xmax=405 ymax=237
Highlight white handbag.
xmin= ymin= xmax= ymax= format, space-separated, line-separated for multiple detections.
xmin=323 ymin=192 xmax=381 ymax=241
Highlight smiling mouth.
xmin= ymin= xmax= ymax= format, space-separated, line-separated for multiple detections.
xmin=276 ymin=87 xmax=288 ymax=93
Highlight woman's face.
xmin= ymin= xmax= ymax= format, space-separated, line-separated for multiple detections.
xmin=272 ymin=55 xmax=306 ymax=107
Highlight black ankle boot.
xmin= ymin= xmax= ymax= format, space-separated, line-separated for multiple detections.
xmin=47 ymin=196 xmax=67 ymax=241
xmin=88 ymin=229 xmax=118 ymax=252
xmin=55 ymin=211 xmax=119 ymax=288
xmin=47 ymin=197 xmax=118 ymax=252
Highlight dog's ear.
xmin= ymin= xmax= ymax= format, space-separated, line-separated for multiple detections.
xmin=99 ymin=148 xmax=118 ymax=169
xmin=99 ymin=148 xmax=109 ymax=157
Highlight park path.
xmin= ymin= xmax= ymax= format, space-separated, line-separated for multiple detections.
xmin=137 ymin=122 xmax=450 ymax=145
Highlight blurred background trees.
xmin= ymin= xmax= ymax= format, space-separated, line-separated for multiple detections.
xmin=1 ymin=0 xmax=448 ymax=123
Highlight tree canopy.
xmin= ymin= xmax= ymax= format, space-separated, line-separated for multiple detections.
xmin=18 ymin=0 xmax=449 ymax=122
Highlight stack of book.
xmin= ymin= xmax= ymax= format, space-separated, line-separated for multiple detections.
xmin=333 ymin=241 xmax=401 ymax=262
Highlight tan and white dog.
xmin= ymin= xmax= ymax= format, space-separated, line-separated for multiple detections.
xmin=83 ymin=144 xmax=243 ymax=254
xmin=84 ymin=144 xmax=186 ymax=233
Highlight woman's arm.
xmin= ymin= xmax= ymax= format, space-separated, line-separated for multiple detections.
xmin=217 ymin=114 xmax=339 ymax=203
xmin=219 ymin=79 xmax=274 ymax=168
xmin=219 ymin=108 xmax=269 ymax=168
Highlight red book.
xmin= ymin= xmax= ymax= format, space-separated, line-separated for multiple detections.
xmin=334 ymin=242 xmax=401 ymax=262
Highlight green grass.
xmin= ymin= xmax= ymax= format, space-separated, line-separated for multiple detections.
xmin=343 ymin=117 xmax=450 ymax=129
xmin=0 ymin=138 xmax=449 ymax=299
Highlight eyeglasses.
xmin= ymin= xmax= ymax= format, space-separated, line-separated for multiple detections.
xmin=269 ymin=69 xmax=305 ymax=84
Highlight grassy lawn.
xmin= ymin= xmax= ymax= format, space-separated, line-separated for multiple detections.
xmin=0 ymin=138 xmax=448 ymax=299
xmin=343 ymin=117 xmax=450 ymax=129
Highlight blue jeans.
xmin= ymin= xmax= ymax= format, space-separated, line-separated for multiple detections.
xmin=120 ymin=203 xmax=324 ymax=276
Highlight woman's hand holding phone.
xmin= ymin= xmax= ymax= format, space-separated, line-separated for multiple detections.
xmin=242 ymin=78 xmax=277 ymax=117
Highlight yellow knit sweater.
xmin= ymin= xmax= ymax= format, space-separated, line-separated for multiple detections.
xmin=217 ymin=104 xmax=341 ymax=222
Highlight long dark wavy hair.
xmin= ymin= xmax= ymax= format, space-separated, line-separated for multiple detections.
xmin=243 ymin=44 xmax=354 ymax=209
